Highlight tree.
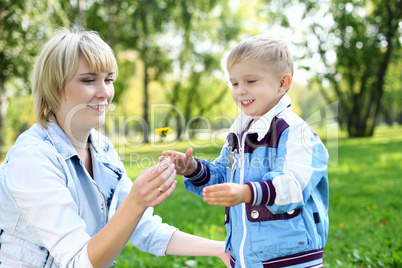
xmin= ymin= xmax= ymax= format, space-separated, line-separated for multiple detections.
xmin=84 ymin=0 xmax=182 ymax=143
xmin=0 ymin=0 xmax=68 ymax=151
xmin=262 ymin=0 xmax=401 ymax=137
xmin=161 ymin=1 xmax=243 ymax=140
xmin=84 ymin=0 xmax=243 ymax=142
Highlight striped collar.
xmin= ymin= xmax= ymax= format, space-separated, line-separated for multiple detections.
xmin=229 ymin=93 xmax=292 ymax=141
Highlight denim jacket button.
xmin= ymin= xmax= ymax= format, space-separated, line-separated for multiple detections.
xmin=251 ymin=210 xmax=259 ymax=219
xmin=287 ymin=210 xmax=295 ymax=215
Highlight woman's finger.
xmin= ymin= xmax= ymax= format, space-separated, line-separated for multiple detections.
xmin=144 ymin=158 xmax=171 ymax=180
xmin=158 ymin=168 xmax=177 ymax=194
xmin=152 ymin=174 xmax=178 ymax=207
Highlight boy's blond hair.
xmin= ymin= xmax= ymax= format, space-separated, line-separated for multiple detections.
xmin=226 ymin=34 xmax=294 ymax=79
xmin=32 ymin=26 xmax=118 ymax=128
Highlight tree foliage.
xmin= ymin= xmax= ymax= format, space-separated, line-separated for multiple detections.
xmin=264 ymin=0 xmax=402 ymax=137
xmin=0 ymin=0 xmax=69 ymax=150
xmin=83 ymin=0 xmax=242 ymax=141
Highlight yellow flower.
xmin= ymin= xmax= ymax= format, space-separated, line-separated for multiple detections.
xmin=154 ymin=127 xmax=172 ymax=157
xmin=154 ymin=127 xmax=172 ymax=138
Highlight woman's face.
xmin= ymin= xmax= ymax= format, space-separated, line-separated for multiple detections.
xmin=55 ymin=57 xmax=115 ymax=136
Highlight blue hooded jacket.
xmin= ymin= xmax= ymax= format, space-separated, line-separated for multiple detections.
xmin=185 ymin=94 xmax=329 ymax=268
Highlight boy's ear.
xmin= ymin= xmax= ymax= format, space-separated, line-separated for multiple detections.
xmin=279 ymin=74 xmax=292 ymax=93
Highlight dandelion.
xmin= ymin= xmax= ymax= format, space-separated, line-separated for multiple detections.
xmin=154 ymin=127 xmax=172 ymax=158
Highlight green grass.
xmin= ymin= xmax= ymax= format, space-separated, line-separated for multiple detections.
xmin=1 ymin=126 xmax=401 ymax=267
xmin=116 ymin=125 xmax=402 ymax=267
xmin=323 ymin=126 xmax=402 ymax=267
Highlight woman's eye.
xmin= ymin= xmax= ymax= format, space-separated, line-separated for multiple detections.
xmin=105 ymin=78 xmax=115 ymax=83
xmin=82 ymin=79 xmax=94 ymax=83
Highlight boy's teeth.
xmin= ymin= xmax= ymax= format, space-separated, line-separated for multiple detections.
xmin=242 ymin=100 xmax=253 ymax=105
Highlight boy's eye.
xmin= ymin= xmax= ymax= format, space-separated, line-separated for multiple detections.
xmin=247 ymin=80 xmax=256 ymax=84
xmin=231 ymin=82 xmax=238 ymax=87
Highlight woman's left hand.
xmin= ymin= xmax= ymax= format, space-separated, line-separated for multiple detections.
xmin=219 ymin=249 xmax=231 ymax=268
xmin=129 ymin=158 xmax=177 ymax=209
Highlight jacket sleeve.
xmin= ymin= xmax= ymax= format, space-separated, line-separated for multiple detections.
xmin=115 ymin=162 xmax=177 ymax=257
xmin=246 ymin=122 xmax=329 ymax=214
xmin=183 ymin=142 xmax=229 ymax=198
xmin=5 ymin=144 xmax=93 ymax=267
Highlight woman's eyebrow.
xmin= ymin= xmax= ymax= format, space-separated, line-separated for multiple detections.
xmin=77 ymin=72 xmax=115 ymax=76
xmin=77 ymin=72 xmax=98 ymax=76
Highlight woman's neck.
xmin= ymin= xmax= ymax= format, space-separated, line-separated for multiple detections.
xmin=56 ymin=115 xmax=92 ymax=151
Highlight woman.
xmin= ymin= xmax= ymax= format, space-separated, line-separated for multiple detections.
xmin=0 ymin=27 xmax=229 ymax=267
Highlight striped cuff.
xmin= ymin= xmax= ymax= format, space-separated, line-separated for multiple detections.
xmin=245 ymin=180 xmax=276 ymax=206
xmin=185 ymin=158 xmax=210 ymax=186
xmin=262 ymin=249 xmax=323 ymax=268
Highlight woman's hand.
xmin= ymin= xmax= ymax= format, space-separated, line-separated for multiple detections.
xmin=158 ymin=148 xmax=198 ymax=176
xmin=219 ymin=248 xmax=231 ymax=268
xmin=130 ymin=158 xmax=177 ymax=209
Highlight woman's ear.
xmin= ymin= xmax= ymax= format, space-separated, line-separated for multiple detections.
xmin=279 ymin=74 xmax=292 ymax=93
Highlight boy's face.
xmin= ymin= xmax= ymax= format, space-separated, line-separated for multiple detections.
xmin=229 ymin=58 xmax=286 ymax=122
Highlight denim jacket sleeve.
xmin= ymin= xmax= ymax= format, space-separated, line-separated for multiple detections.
xmin=114 ymin=159 xmax=177 ymax=257
xmin=4 ymin=143 xmax=93 ymax=267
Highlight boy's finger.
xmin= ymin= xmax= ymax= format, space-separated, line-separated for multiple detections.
xmin=158 ymin=156 xmax=167 ymax=162
xmin=204 ymin=184 xmax=225 ymax=192
xmin=185 ymin=148 xmax=193 ymax=159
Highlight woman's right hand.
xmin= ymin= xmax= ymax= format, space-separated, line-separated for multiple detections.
xmin=130 ymin=158 xmax=177 ymax=209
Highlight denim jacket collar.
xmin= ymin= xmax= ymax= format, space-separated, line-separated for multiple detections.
xmin=44 ymin=115 xmax=108 ymax=160
xmin=44 ymin=116 xmax=79 ymax=160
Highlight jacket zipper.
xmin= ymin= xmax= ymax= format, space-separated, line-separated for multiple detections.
xmin=238 ymin=131 xmax=247 ymax=268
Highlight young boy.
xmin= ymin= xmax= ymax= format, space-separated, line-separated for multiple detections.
xmin=165 ymin=35 xmax=329 ymax=268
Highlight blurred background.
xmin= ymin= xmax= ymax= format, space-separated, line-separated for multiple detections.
xmin=0 ymin=0 xmax=401 ymax=267
xmin=0 ymin=0 xmax=400 ymax=151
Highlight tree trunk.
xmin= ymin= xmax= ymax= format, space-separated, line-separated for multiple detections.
xmin=0 ymin=77 xmax=5 ymax=155
xmin=0 ymin=77 xmax=4 ymax=154
xmin=142 ymin=63 xmax=149 ymax=143
xmin=78 ymin=0 xmax=86 ymax=26
xmin=164 ymin=81 xmax=182 ymax=140
xmin=368 ymin=4 xmax=395 ymax=136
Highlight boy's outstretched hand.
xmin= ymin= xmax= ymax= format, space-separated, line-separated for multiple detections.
xmin=202 ymin=183 xmax=251 ymax=207
xmin=158 ymin=148 xmax=198 ymax=176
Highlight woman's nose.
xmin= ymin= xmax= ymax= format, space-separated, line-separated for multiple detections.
xmin=96 ymin=81 xmax=113 ymax=98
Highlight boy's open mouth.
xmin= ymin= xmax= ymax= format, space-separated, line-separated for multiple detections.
xmin=241 ymin=100 xmax=254 ymax=105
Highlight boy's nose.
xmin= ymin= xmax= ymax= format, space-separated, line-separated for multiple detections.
xmin=238 ymin=84 xmax=247 ymax=95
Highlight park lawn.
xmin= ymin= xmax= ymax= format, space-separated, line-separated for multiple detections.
xmin=116 ymin=125 xmax=402 ymax=267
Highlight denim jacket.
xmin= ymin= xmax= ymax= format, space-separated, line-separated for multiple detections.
xmin=185 ymin=94 xmax=329 ymax=267
xmin=0 ymin=119 xmax=176 ymax=267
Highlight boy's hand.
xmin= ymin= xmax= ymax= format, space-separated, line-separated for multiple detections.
xmin=158 ymin=148 xmax=198 ymax=176
xmin=202 ymin=183 xmax=251 ymax=207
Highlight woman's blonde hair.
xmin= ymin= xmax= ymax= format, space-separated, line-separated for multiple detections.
xmin=226 ymin=34 xmax=294 ymax=79
xmin=32 ymin=26 xmax=118 ymax=128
